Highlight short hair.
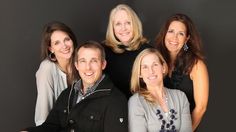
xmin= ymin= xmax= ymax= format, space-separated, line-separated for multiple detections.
xmin=105 ymin=4 xmax=147 ymax=53
xmin=130 ymin=48 xmax=168 ymax=103
xmin=41 ymin=21 xmax=77 ymax=61
xmin=74 ymin=40 xmax=106 ymax=63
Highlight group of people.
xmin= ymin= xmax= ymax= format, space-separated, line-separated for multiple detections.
xmin=22 ymin=3 xmax=209 ymax=132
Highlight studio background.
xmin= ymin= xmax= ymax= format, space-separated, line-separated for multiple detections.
xmin=0 ymin=0 xmax=235 ymax=131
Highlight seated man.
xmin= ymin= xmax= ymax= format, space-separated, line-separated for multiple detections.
xmin=23 ymin=41 xmax=128 ymax=132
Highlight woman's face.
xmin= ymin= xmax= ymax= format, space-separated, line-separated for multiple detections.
xmin=164 ymin=21 xmax=189 ymax=55
xmin=113 ymin=10 xmax=133 ymax=45
xmin=140 ymin=53 xmax=165 ymax=87
xmin=49 ymin=30 xmax=74 ymax=61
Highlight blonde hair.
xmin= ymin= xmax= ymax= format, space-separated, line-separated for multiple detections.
xmin=105 ymin=4 xmax=147 ymax=53
xmin=130 ymin=48 xmax=168 ymax=103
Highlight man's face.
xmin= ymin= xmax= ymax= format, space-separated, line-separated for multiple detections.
xmin=75 ymin=47 xmax=106 ymax=89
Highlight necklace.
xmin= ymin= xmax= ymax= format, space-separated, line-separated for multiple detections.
xmin=156 ymin=91 xmax=177 ymax=132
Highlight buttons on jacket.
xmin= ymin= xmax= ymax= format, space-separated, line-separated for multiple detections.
xmin=69 ymin=119 xmax=75 ymax=124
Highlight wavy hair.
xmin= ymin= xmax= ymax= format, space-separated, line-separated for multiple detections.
xmin=155 ymin=13 xmax=204 ymax=75
xmin=105 ymin=4 xmax=147 ymax=53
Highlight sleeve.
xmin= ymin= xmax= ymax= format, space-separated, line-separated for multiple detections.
xmin=25 ymin=90 xmax=69 ymax=132
xmin=128 ymin=94 xmax=147 ymax=132
xmin=104 ymin=94 xmax=128 ymax=132
xmin=179 ymin=92 xmax=193 ymax=132
xmin=34 ymin=60 xmax=55 ymax=126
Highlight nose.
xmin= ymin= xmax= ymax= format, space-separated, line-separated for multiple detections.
xmin=62 ymin=42 xmax=68 ymax=48
xmin=149 ymin=66 xmax=155 ymax=74
xmin=121 ymin=24 xmax=127 ymax=31
xmin=85 ymin=62 xmax=91 ymax=70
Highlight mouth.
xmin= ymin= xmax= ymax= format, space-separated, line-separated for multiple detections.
xmin=61 ymin=49 xmax=71 ymax=54
xmin=119 ymin=32 xmax=130 ymax=36
xmin=84 ymin=72 xmax=93 ymax=77
xmin=147 ymin=75 xmax=157 ymax=80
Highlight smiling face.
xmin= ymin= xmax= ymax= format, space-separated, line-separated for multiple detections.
xmin=164 ymin=21 xmax=189 ymax=55
xmin=49 ymin=30 xmax=74 ymax=61
xmin=113 ymin=10 xmax=133 ymax=45
xmin=140 ymin=53 xmax=165 ymax=87
xmin=74 ymin=47 xmax=106 ymax=89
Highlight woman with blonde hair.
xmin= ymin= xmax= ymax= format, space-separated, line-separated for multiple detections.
xmin=103 ymin=4 xmax=152 ymax=98
xmin=129 ymin=48 xmax=192 ymax=132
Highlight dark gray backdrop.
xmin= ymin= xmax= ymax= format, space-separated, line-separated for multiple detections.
xmin=0 ymin=0 xmax=235 ymax=131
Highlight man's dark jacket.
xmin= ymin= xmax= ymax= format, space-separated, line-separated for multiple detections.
xmin=26 ymin=75 xmax=128 ymax=132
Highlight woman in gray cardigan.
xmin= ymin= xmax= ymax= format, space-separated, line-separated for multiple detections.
xmin=128 ymin=48 xmax=192 ymax=132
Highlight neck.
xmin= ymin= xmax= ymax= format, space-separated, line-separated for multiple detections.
xmin=148 ymin=83 xmax=165 ymax=98
xmin=57 ymin=59 xmax=70 ymax=73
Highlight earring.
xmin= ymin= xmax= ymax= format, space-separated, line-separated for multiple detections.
xmin=49 ymin=52 xmax=57 ymax=62
xmin=183 ymin=43 xmax=189 ymax=51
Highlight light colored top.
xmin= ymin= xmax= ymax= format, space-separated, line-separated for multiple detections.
xmin=128 ymin=88 xmax=192 ymax=132
xmin=34 ymin=59 xmax=68 ymax=126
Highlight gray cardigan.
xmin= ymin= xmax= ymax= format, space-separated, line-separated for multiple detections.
xmin=128 ymin=88 xmax=192 ymax=132
xmin=35 ymin=59 xmax=68 ymax=126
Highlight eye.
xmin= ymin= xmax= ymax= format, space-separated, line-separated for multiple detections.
xmin=91 ymin=58 xmax=98 ymax=63
xmin=64 ymin=37 xmax=71 ymax=42
xmin=167 ymin=29 xmax=174 ymax=33
xmin=153 ymin=63 xmax=159 ymax=67
xmin=78 ymin=59 xmax=86 ymax=63
xmin=126 ymin=21 xmax=131 ymax=25
xmin=178 ymin=32 xmax=186 ymax=36
xmin=115 ymin=22 xmax=121 ymax=26
xmin=53 ymin=40 xmax=60 ymax=45
xmin=141 ymin=65 xmax=148 ymax=70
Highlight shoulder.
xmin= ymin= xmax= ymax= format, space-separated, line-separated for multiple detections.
xmin=36 ymin=59 xmax=57 ymax=76
xmin=190 ymin=59 xmax=208 ymax=79
xmin=128 ymin=93 xmax=144 ymax=107
xmin=38 ymin=59 xmax=56 ymax=71
xmin=166 ymin=88 xmax=187 ymax=101
xmin=110 ymin=86 xmax=127 ymax=102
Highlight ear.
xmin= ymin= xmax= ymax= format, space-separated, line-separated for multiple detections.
xmin=48 ymin=47 xmax=53 ymax=53
xmin=162 ymin=65 xmax=166 ymax=74
xmin=102 ymin=60 xmax=107 ymax=70
xmin=74 ymin=62 xmax=79 ymax=71
xmin=185 ymin=35 xmax=190 ymax=43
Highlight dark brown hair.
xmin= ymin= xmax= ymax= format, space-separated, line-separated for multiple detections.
xmin=155 ymin=13 xmax=204 ymax=74
xmin=41 ymin=21 xmax=77 ymax=60
xmin=41 ymin=21 xmax=79 ymax=85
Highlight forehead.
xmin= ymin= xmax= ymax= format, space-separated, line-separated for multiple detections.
xmin=77 ymin=47 xmax=101 ymax=59
xmin=51 ymin=30 xmax=68 ymax=40
xmin=168 ymin=21 xmax=187 ymax=31
xmin=141 ymin=53 xmax=160 ymax=64
xmin=113 ymin=10 xmax=131 ymax=21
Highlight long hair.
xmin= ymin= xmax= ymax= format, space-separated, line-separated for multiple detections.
xmin=41 ymin=21 xmax=79 ymax=85
xmin=155 ymin=13 xmax=204 ymax=74
xmin=105 ymin=4 xmax=147 ymax=53
xmin=130 ymin=48 xmax=168 ymax=103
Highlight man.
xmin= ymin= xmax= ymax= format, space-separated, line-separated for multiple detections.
xmin=24 ymin=41 xmax=128 ymax=132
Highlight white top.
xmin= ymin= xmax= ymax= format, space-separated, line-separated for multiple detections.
xmin=34 ymin=59 xmax=67 ymax=126
xmin=128 ymin=88 xmax=192 ymax=132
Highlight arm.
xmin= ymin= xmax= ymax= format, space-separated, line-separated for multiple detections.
xmin=104 ymin=95 xmax=128 ymax=132
xmin=24 ymin=89 xmax=69 ymax=132
xmin=190 ymin=60 xmax=209 ymax=131
xmin=179 ymin=92 xmax=193 ymax=132
xmin=35 ymin=61 xmax=55 ymax=126
xmin=128 ymin=94 xmax=147 ymax=132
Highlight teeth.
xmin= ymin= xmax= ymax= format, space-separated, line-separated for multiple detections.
xmin=169 ymin=42 xmax=178 ymax=45
xmin=148 ymin=76 xmax=157 ymax=80
xmin=85 ymin=72 xmax=93 ymax=76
